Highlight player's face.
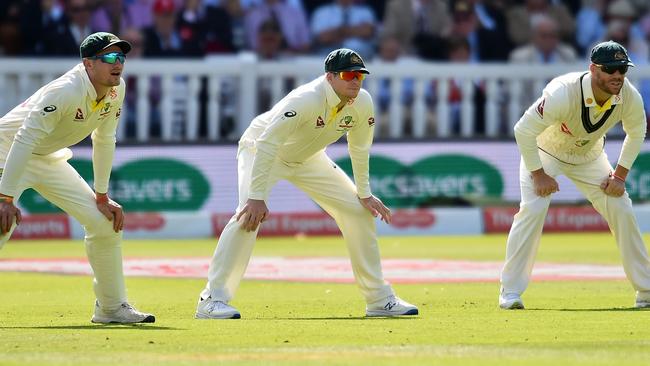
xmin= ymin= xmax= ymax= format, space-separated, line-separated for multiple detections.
xmin=591 ymin=63 xmax=626 ymax=96
xmin=327 ymin=71 xmax=364 ymax=99
xmin=85 ymin=45 xmax=126 ymax=88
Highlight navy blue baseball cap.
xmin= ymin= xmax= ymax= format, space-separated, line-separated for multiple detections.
xmin=590 ymin=40 xmax=635 ymax=67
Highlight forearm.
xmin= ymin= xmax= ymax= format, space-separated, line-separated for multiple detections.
xmin=0 ymin=140 xmax=35 ymax=197
xmin=92 ymin=141 xmax=115 ymax=194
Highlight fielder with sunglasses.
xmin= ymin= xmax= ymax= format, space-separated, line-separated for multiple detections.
xmin=500 ymin=40 xmax=650 ymax=310
xmin=0 ymin=32 xmax=155 ymax=323
xmin=196 ymin=48 xmax=418 ymax=319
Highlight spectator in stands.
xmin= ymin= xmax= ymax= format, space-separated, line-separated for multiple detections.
xmin=142 ymin=0 xmax=185 ymax=57
xmin=204 ymin=0 xmax=242 ymax=53
xmin=310 ymin=0 xmax=377 ymax=58
xmin=40 ymin=0 xmax=94 ymax=56
xmin=450 ymin=0 xmax=512 ymax=62
xmin=381 ymin=0 xmax=451 ymax=60
xmin=506 ymin=0 xmax=574 ymax=48
xmin=575 ymin=0 xmax=607 ymax=55
xmin=0 ymin=1 xmax=22 ymax=55
xmin=509 ymin=14 xmax=577 ymax=108
xmin=244 ymin=0 xmax=311 ymax=54
xmin=120 ymin=27 xmax=144 ymax=139
xmin=444 ymin=35 xmax=486 ymax=135
xmin=176 ymin=0 xmax=206 ymax=56
xmin=15 ymin=0 xmax=64 ymax=55
xmin=90 ymin=0 xmax=153 ymax=36
xmin=374 ymin=34 xmax=417 ymax=137
xmin=255 ymin=19 xmax=292 ymax=113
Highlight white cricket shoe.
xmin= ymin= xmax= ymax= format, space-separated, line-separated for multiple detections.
xmin=366 ymin=295 xmax=419 ymax=317
xmin=91 ymin=301 xmax=155 ymax=324
xmin=499 ymin=292 xmax=524 ymax=310
xmin=195 ymin=297 xmax=241 ymax=319
xmin=634 ymin=299 xmax=650 ymax=308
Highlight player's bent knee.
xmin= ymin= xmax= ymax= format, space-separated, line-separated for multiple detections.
xmin=607 ymin=195 xmax=634 ymax=216
xmin=519 ymin=197 xmax=551 ymax=216
xmin=83 ymin=216 xmax=122 ymax=240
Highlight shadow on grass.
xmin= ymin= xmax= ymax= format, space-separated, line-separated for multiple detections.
xmin=526 ymin=307 xmax=646 ymax=312
xmin=270 ymin=316 xmax=420 ymax=320
xmin=0 ymin=324 xmax=184 ymax=330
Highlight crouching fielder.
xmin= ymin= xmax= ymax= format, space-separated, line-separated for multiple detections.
xmin=500 ymin=41 xmax=650 ymax=310
xmin=196 ymin=48 xmax=418 ymax=319
xmin=0 ymin=32 xmax=154 ymax=323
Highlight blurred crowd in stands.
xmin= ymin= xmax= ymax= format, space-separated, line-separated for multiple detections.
xmin=1 ymin=0 xmax=650 ymax=140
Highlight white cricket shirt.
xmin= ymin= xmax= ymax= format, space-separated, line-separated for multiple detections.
xmin=514 ymin=71 xmax=646 ymax=171
xmin=0 ymin=63 xmax=124 ymax=196
xmin=241 ymin=75 xmax=376 ymax=200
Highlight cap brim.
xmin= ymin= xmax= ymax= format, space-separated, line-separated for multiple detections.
xmin=102 ymin=40 xmax=132 ymax=55
xmin=599 ymin=60 xmax=635 ymax=67
xmin=342 ymin=65 xmax=370 ymax=74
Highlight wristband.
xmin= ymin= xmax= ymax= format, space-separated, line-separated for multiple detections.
xmin=611 ymin=173 xmax=626 ymax=182
xmin=95 ymin=193 xmax=109 ymax=204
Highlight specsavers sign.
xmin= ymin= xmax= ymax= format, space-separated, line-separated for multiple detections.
xmin=20 ymin=158 xmax=210 ymax=213
xmin=335 ymin=154 xmax=504 ymax=207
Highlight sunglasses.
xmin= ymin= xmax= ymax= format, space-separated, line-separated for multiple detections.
xmin=596 ymin=64 xmax=628 ymax=75
xmin=338 ymin=71 xmax=366 ymax=81
xmin=89 ymin=52 xmax=126 ymax=64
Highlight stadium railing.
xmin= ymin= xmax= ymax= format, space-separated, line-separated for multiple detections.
xmin=1 ymin=54 xmax=649 ymax=142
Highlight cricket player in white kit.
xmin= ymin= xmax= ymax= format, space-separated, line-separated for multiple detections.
xmin=500 ymin=41 xmax=650 ymax=309
xmin=196 ymin=48 xmax=418 ymax=319
xmin=0 ymin=32 xmax=154 ymax=323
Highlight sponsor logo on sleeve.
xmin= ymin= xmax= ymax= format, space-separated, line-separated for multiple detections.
xmin=368 ymin=117 xmax=375 ymax=126
xmin=315 ymin=116 xmax=324 ymax=128
xmin=535 ymin=98 xmax=545 ymax=118
xmin=41 ymin=105 xmax=57 ymax=115
xmin=284 ymin=110 xmax=297 ymax=118
xmin=560 ymin=122 xmax=573 ymax=136
xmin=116 ymin=108 xmax=121 ymax=118
xmin=74 ymin=108 xmax=85 ymax=121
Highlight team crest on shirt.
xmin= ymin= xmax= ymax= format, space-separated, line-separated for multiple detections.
xmin=315 ymin=116 xmax=324 ymax=128
xmin=535 ymin=98 xmax=545 ymax=118
xmin=98 ymin=102 xmax=112 ymax=119
xmin=337 ymin=115 xmax=355 ymax=131
xmin=560 ymin=122 xmax=573 ymax=136
xmin=74 ymin=108 xmax=85 ymax=121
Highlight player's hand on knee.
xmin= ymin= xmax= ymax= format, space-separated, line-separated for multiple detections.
xmin=0 ymin=199 xmax=21 ymax=234
xmin=359 ymin=195 xmax=392 ymax=224
xmin=236 ymin=199 xmax=268 ymax=232
xmin=601 ymin=176 xmax=625 ymax=197
xmin=531 ymin=170 xmax=559 ymax=197
xmin=96 ymin=194 xmax=124 ymax=232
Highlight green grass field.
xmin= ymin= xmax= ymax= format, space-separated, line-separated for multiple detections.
xmin=1 ymin=233 xmax=650 ymax=366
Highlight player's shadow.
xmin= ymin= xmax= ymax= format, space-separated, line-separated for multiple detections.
xmin=271 ymin=316 xmax=418 ymax=320
xmin=0 ymin=325 xmax=183 ymax=330
xmin=526 ymin=307 xmax=646 ymax=312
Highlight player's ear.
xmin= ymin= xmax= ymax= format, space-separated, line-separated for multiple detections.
xmin=325 ymin=72 xmax=333 ymax=82
xmin=82 ymin=58 xmax=93 ymax=70
xmin=588 ymin=63 xmax=597 ymax=73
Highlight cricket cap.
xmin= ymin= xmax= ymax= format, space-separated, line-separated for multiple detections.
xmin=80 ymin=32 xmax=132 ymax=59
xmin=590 ymin=40 xmax=635 ymax=67
xmin=324 ymin=48 xmax=370 ymax=74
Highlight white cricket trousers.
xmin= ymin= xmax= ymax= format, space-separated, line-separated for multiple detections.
xmin=201 ymin=146 xmax=394 ymax=304
xmin=0 ymin=155 xmax=127 ymax=311
xmin=501 ymin=152 xmax=650 ymax=299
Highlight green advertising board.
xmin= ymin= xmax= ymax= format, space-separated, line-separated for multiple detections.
xmin=20 ymin=158 xmax=210 ymax=213
xmin=626 ymin=152 xmax=650 ymax=202
xmin=335 ymin=154 xmax=504 ymax=207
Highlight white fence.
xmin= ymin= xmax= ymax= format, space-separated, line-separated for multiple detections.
xmin=1 ymin=54 xmax=649 ymax=142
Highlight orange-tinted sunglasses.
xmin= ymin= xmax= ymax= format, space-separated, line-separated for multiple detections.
xmin=338 ymin=71 xmax=366 ymax=81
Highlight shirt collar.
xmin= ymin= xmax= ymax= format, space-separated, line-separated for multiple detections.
xmin=321 ymin=75 xmax=342 ymax=108
xmin=581 ymin=72 xmax=624 ymax=110
xmin=76 ymin=63 xmax=98 ymax=102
